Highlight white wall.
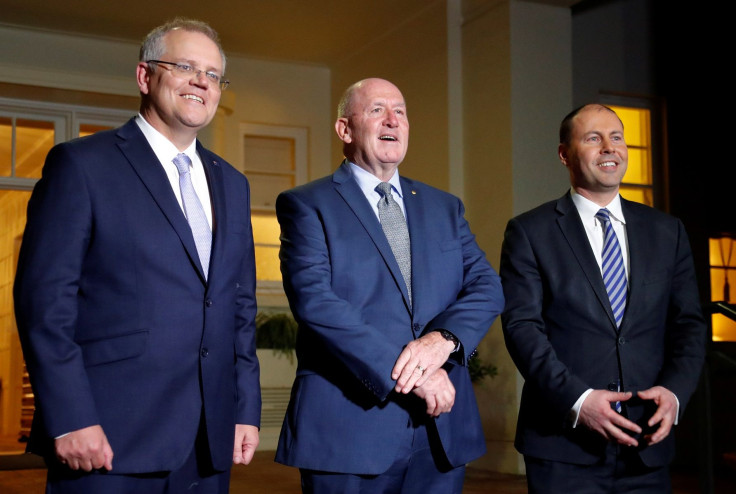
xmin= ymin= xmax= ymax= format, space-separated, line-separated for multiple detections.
xmin=210 ymin=56 xmax=331 ymax=180
xmin=0 ymin=25 xmax=139 ymax=96
xmin=510 ymin=0 xmax=572 ymax=216
xmin=0 ymin=24 xmax=332 ymax=180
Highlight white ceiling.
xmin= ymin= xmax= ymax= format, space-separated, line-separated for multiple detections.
xmin=0 ymin=0 xmax=580 ymax=66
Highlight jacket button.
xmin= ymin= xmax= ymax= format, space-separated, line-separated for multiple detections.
xmin=618 ymin=337 xmax=626 ymax=345
xmin=205 ymin=299 xmax=213 ymax=307
xmin=201 ymin=348 xmax=209 ymax=358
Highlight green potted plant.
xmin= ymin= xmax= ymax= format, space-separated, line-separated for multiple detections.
xmin=468 ymin=354 xmax=497 ymax=383
xmin=255 ymin=311 xmax=298 ymax=363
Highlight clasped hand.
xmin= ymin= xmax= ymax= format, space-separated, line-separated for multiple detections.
xmin=391 ymin=332 xmax=457 ymax=416
xmin=578 ymin=385 xmax=678 ymax=447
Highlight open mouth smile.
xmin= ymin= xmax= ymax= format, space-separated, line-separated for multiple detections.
xmin=182 ymin=94 xmax=204 ymax=104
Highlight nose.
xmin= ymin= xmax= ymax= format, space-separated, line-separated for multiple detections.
xmin=601 ymin=137 xmax=615 ymax=153
xmin=384 ymin=111 xmax=399 ymax=127
xmin=189 ymin=70 xmax=210 ymax=87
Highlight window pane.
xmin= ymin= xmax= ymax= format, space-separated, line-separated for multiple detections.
xmin=251 ymin=212 xmax=281 ymax=282
xmin=15 ymin=119 xmax=55 ymax=179
xmin=619 ymin=186 xmax=653 ymax=207
xmin=244 ymin=136 xmax=294 ymax=174
xmin=710 ymin=237 xmax=736 ymax=267
xmin=713 ymin=314 xmax=736 ymax=342
xmin=0 ymin=189 xmax=33 ymax=336
xmin=0 ymin=117 xmax=11 ymax=177
xmin=79 ymin=123 xmax=113 ymax=138
xmin=709 ymin=267 xmax=733 ymax=302
xmin=248 ymin=174 xmax=294 ymax=209
xmin=610 ymin=106 xmax=650 ymax=147
xmin=251 ymin=212 xmax=280 ymax=245
xmin=255 ymin=245 xmax=282 ymax=281
xmin=709 ymin=237 xmax=736 ymax=341
xmin=622 ymin=148 xmax=651 ymax=185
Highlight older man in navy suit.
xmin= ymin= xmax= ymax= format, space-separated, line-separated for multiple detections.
xmin=274 ymin=78 xmax=504 ymax=493
xmin=500 ymin=104 xmax=706 ymax=493
xmin=14 ymin=18 xmax=260 ymax=493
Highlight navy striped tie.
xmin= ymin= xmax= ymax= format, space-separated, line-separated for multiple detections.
xmin=595 ymin=209 xmax=627 ymax=328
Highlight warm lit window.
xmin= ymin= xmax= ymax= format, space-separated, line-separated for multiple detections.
xmin=252 ymin=211 xmax=282 ymax=282
xmin=78 ymin=123 xmax=114 ymax=138
xmin=609 ymin=105 xmax=653 ymax=206
xmin=0 ymin=99 xmax=128 ymax=447
xmin=1 ymin=114 xmax=63 ymax=185
xmin=709 ymin=235 xmax=736 ymax=341
xmin=239 ymin=123 xmax=307 ymax=288
xmin=1 ymin=99 xmax=129 ymax=191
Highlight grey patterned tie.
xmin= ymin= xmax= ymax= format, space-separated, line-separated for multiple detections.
xmin=375 ymin=182 xmax=411 ymax=305
xmin=173 ymin=153 xmax=212 ymax=279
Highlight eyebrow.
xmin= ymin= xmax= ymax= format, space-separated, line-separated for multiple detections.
xmin=178 ymin=59 xmax=222 ymax=73
xmin=583 ymin=129 xmax=623 ymax=137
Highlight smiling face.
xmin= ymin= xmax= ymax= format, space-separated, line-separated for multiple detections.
xmin=559 ymin=105 xmax=628 ymax=206
xmin=137 ymin=29 xmax=223 ymax=149
xmin=335 ymin=78 xmax=409 ymax=179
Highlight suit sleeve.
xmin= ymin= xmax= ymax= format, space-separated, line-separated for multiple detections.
xmin=14 ymin=143 xmax=100 ymax=438
xmin=276 ymin=190 xmax=403 ymax=401
xmin=656 ymin=219 xmax=706 ymax=414
xmin=233 ymin=175 xmax=261 ymax=426
xmin=422 ymin=198 xmax=504 ymax=362
xmin=500 ymin=217 xmax=590 ymax=417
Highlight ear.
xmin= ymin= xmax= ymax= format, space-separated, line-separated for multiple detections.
xmin=136 ymin=62 xmax=151 ymax=95
xmin=558 ymin=143 xmax=568 ymax=167
xmin=335 ymin=117 xmax=351 ymax=143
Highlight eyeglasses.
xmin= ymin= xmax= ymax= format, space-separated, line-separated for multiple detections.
xmin=146 ymin=60 xmax=230 ymax=90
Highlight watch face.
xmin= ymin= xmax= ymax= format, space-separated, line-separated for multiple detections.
xmin=441 ymin=330 xmax=457 ymax=343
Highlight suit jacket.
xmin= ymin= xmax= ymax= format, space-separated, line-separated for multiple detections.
xmin=500 ymin=192 xmax=705 ymax=467
xmin=274 ymin=161 xmax=503 ymax=474
xmin=14 ymin=118 xmax=261 ymax=474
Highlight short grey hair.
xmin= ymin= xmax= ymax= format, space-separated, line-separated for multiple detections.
xmin=140 ymin=17 xmax=227 ymax=75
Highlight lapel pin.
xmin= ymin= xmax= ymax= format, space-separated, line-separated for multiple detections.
xmin=411 ymin=190 xmax=417 ymax=195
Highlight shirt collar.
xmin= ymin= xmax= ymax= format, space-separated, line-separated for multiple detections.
xmin=135 ymin=114 xmax=197 ymax=163
xmin=570 ymin=188 xmax=626 ymax=224
xmin=349 ymin=162 xmax=404 ymax=199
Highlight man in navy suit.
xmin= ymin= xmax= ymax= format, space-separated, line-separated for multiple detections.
xmin=274 ymin=78 xmax=504 ymax=493
xmin=14 ymin=18 xmax=260 ymax=493
xmin=500 ymin=104 xmax=706 ymax=493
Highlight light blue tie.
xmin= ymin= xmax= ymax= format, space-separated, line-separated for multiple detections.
xmin=173 ymin=153 xmax=211 ymax=279
xmin=595 ymin=209 xmax=627 ymax=328
xmin=375 ymin=182 xmax=412 ymax=306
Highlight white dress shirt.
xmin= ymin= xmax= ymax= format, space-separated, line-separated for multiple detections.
xmin=135 ymin=114 xmax=213 ymax=229
xmin=349 ymin=162 xmax=406 ymax=220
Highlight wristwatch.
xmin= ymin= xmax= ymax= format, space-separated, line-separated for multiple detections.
xmin=436 ymin=329 xmax=460 ymax=352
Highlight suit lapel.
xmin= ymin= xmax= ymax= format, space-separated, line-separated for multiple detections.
xmin=555 ymin=193 xmax=618 ymax=330
xmin=401 ymin=176 xmax=423 ymax=314
xmin=198 ymin=142 xmax=225 ymax=284
xmin=115 ymin=120 xmax=206 ymax=284
xmin=619 ymin=198 xmax=643 ymax=332
xmin=332 ymin=162 xmax=412 ymax=312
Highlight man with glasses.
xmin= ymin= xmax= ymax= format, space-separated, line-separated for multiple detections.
xmin=14 ymin=18 xmax=260 ymax=493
